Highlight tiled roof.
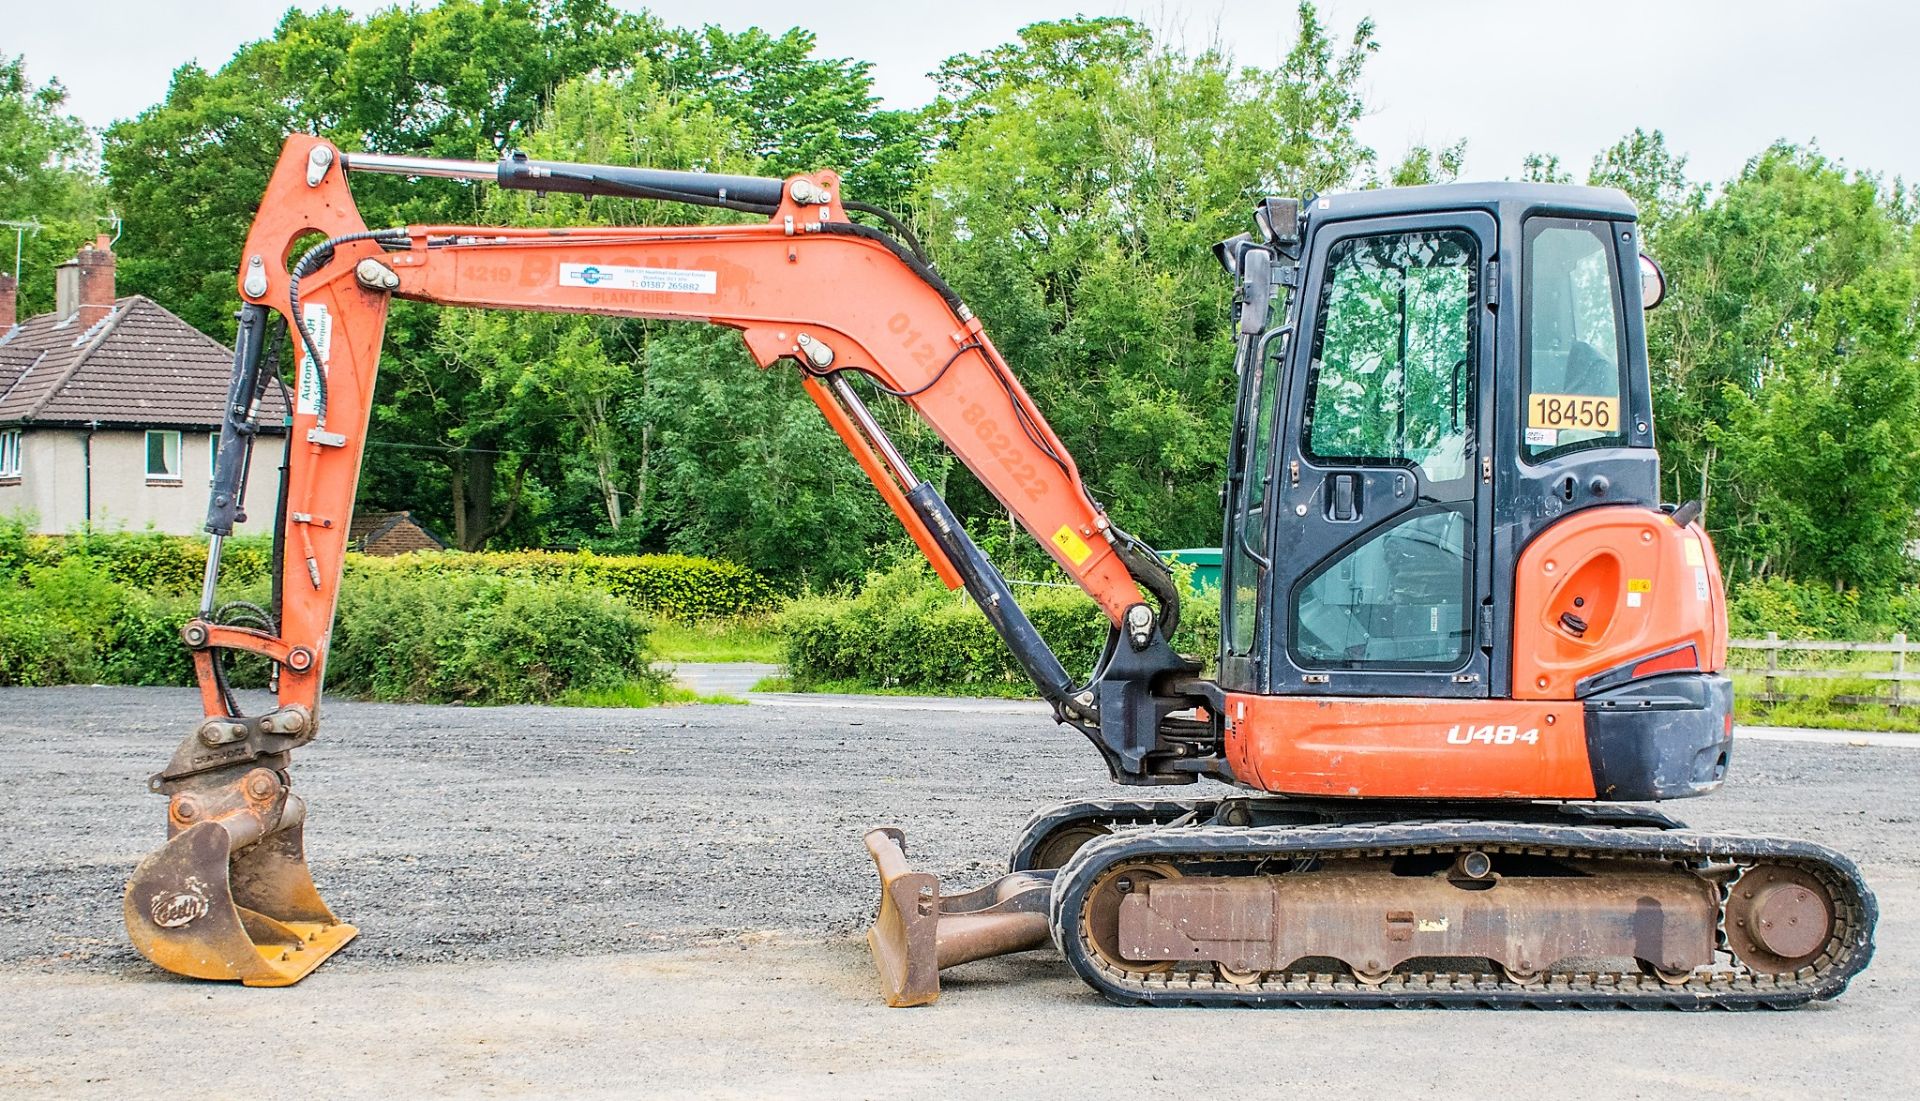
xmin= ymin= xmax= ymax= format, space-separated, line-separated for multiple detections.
xmin=349 ymin=510 xmax=447 ymax=555
xmin=0 ymin=296 xmax=289 ymax=430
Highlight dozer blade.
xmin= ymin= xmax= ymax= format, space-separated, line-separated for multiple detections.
xmin=124 ymin=769 xmax=355 ymax=986
xmin=862 ymin=827 xmax=1053 ymax=1007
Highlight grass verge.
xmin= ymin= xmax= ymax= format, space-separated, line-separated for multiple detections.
xmin=555 ymin=680 xmax=745 ymax=708
xmin=770 ymin=676 xmax=1040 ymax=699
xmin=1733 ymin=673 xmax=1920 ymax=733
xmin=646 ymin=616 xmax=783 ymax=663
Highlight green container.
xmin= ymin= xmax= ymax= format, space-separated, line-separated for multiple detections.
xmin=1164 ymin=547 xmax=1223 ymax=592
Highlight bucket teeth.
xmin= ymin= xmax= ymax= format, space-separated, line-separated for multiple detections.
xmin=863 ymin=827 xmax=1054 ymax=1007
xmin=124 ymin=778 xmax=354 ymax=986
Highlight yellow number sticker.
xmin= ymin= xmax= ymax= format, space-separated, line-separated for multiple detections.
xmin=1528 ymin=393 xmax=1620 ymax=432
xmin=1052 ymin=525 xmax=1094 ymax=566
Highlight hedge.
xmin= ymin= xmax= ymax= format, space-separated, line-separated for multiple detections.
xmin=327 ymin=569 xmax=661 ymax=704
xmin=0 ymin=556 xmax=661 ymax=704
xmin=0 ymin=519 xmax=698 ymax=702
xmin=3 ymin=522 xmax=778 ymax=621
xmin=354 ymin=550 xmax=777 ymax=622
xmin=4 ymin=526 xmax=272 ymax=592
xmin=1727 ymin=576 xmax=1920 ymax=641
xmin=0 ymin=558 xmax=196 ymax=687
xmin=781 ymin=561 xmax=1220 ymax=694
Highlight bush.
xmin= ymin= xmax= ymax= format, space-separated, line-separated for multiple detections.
xmin=780 ymin=561 xmax=1220 ymax=694
xmin=7 ymin=531 xmax=775 ymax=619
xmin=15 ymin=529 xmax=272 ymax=593
xmin=350 ymin=549 xmax=778 ymax=621
xmin=0 ymin=558 xmax=197 ymax=686
xmin=328 ymin=569 xmax=662 ymax=704
xmin=1727 ymin=576 xmax=1920 ymax=640
xmin=0 ymin=546 xmax=666 ymax=703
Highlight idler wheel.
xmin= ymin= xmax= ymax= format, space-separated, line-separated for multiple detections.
xmin=1080 ymin=862 xmax=1182 ymax=975
xmin=1030 ymin=823 xmax=1112 ymax=870
xmin=1726 ymin=864 xmax=1836 ymax=973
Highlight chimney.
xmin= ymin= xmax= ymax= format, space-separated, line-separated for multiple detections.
xmin=55 ymin=234 xmax=116 ymax=325
xmin=0 ymin=273 xmax=16 ymax=332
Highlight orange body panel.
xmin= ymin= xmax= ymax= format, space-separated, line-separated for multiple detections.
xmin=1511 ymin=506 xmax=1726 ymax=699
xmin=1224 ymin=694 xmax=1596 ymax=800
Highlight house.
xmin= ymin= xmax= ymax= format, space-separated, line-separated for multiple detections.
xmin=0 ymin=237 xmax=287 ymax=535
xmin=348 ymin=510 xmax=447 ymax=555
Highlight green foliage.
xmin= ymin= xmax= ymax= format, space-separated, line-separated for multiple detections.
xmin=0 ymin=532 xmax=733 ymax=703
xmin=660 ymin=25 xmax=928 ymax=205
xmin=1727 ymin=576 xmax=1920 ymax=641
xmin=1622 ymin=142 xmax=1920 ymax=591
xmin=103 ymin=0 xmax=662 ymax=338
xmin=0 ymin=54 xmax=104 ymax=318
xmin=920 ymin=9 xmax=1379 ymax=548
xmin=781 ymin=560 xmax=1220 ymax=694
xmin=0 ymin=558 xmax=196 ymax=687
xmin=21 ymin=530 xmax=272 ymax=592
xmin=1388 ymin=141 xmax=1465 ymax=187
xmin=352 ymin=548 xmax=778 ymax=622
xmin=327 ymin=568 xmax=659 ymax=704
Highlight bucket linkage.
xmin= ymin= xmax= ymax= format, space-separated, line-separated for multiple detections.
xmin=124 ymin=681 xmax=355 ymax=986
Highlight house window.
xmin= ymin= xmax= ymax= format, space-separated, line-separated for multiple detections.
xmin=0 ymin=430 xmax=20 ymax=478
xmin=146 ymin=430 xmax=182 ymax=482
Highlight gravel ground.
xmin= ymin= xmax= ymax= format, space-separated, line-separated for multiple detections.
xmin=1 ymin=685 xmax=1916 ymax=1099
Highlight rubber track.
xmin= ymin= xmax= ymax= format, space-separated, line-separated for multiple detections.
xmin=1008 ymin=796 xmax=1687 ymax=872
xmin=1047 ymin=820 xmax=1877 ymax=1009
xmin=1008 ymin=798 xmax=1221 ymax=872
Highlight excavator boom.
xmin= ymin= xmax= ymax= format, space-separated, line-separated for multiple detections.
xmin=126 ymin=134 xmax=1201 ymax=988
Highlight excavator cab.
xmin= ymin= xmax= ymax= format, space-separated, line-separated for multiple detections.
xmin=1211 ymin=185 xmax=1731 ymax=803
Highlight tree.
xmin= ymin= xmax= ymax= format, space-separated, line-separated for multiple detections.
xmin=0 ymin=55 xmax=104 ymax=317
xmin=1588 ymin=128 xmax=1701 ymax=239
xmin=1521 ymin=152 xmax=1572 ymax=184
xmin=1623 ymin=142 xmax=1919 ymax=589
xmin=1713 ymin=263 xmax=1920 ymax=589
xmin=920 ymin=8 xmax=1380 ymax=550
xmin=1388 ymin=141 xmax=1465 ymax=187
xmin=660 ymin=26 xmax=928 ymax=206
xmin=105 ymin=1 xmax=666 ymax=547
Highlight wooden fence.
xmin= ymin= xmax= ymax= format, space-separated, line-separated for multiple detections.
xmin=1729 ymin=632 xmax=1916 ymax=713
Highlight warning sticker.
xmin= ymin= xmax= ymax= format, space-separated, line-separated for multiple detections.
xmin=559 ymin=263 xmax=716 ymax=295
xmin=1695 ymin=567 xmax=1711 ymax=602
xmin=1683 ymin=537 xmax=1706 ymax=567
xmin=1627 ymin=578 xmax=1652 ymax=593
xmin=1524 ymin=427 xmax=1557 ymax=447
xmin=296 ymin=303 xmax=331 ymax=416
xmin=1052 ymin=526 xmax=1093 ymax=566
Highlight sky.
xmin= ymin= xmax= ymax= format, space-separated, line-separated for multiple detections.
xmin=9 ymin=0 xmax=1917 ymax=189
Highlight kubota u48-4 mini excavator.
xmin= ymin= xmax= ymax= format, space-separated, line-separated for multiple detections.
xmin=125 ymin=134 xmax=1875 ymax=1008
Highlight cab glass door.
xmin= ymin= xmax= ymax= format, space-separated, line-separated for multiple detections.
xmin=1270 ymin=212 xmax=1496 ymax=696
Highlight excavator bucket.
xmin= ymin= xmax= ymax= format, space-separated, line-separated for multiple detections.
xmin=124 ymin=770 xmax=355 ymax=986
xmin=863 ymin=827 xmax=1054 ymax=1006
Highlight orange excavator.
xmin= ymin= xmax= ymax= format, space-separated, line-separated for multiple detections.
xmin=125 ymin=134 xmax=1875 ymax=1008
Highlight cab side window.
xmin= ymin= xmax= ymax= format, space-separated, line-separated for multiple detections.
xmin=1523 ymin=219 xmax=1628 ymax=459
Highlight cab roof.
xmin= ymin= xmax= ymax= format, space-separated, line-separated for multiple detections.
xmin=1307 ymin=181 xmax=1640 ymax=224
